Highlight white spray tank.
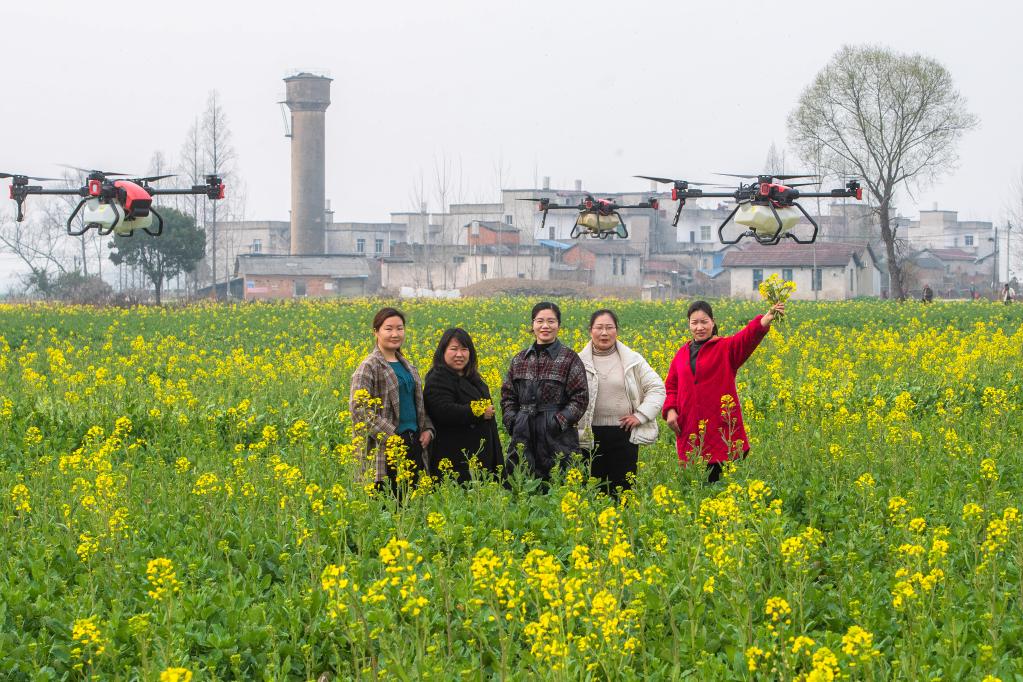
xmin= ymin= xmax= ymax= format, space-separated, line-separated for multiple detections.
xmin=735 ymin=203 xmax=801 ymax=238
xmin=82 ymin=198 xmax=154 ymax=235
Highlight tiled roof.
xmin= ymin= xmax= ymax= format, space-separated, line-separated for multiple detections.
xmin=722 ymin=242 xmax=868 ymax=268
xmin=922 ymin=248 xmax=976 ymax=262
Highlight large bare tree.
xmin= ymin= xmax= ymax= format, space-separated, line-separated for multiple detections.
xmin=201 ymin=91 xmax=237 ymax=298
xmin=788 ymin=45 xmax=977 ymax=299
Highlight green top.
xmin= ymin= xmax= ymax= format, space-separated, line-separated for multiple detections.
xmin=389 ymin=361 xmax=418 ymax=433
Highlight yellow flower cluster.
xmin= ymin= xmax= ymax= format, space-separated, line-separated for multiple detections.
xmin=10 ymin=483 xmax=30 ymax=513
xmin=470 ymin=398 xmax=492 ymax=417
xmin=159 ymin=668 xmax=193 ymax=682
xmin=71 ymin=615 xmax=106 ymax=666
xmin=146 ymin=557 xmax=182 ymax=601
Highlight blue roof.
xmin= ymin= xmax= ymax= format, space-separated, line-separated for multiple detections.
xmin=537 ymin=239 xmax=572 ymax=250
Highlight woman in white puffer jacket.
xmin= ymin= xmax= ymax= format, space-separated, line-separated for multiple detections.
xmin=577 ymin=308 xmax=666 ymax=496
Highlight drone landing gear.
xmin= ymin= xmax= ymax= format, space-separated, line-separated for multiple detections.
xmin=570 ymin=222 xmax=583 ymax=239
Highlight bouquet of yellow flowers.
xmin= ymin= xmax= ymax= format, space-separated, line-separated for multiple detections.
xmin=758 ymin=273 xmax=796 ymax=335
xmin=470 ymin=398 xmax=493 ymax=418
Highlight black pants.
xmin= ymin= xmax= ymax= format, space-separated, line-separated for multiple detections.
xmin=587 ymin=425 xmax=639 ymax=496
xmin=706 ymin=451 xmax=749 ymax=484
xmin=381 ymin=430 xmax=426 ymax=497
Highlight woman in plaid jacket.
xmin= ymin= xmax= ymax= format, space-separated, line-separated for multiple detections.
xmin=500 ymin=301 xmax=589 ymax=482
xmin=349 ymin=307 xmax=434 ymax=490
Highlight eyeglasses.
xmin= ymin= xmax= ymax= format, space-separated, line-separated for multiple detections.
xmin=533 ymin=318 xmax=559 ymax=328
xmin=592 ymin=325 xmax=617 ymax=333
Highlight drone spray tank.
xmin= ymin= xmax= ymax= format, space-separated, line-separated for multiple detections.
xmin=283 ymin=73 xmax=331 ymax=255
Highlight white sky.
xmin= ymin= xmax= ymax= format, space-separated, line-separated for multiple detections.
xmin=2 ymin=0 xmax=1021 ymax=287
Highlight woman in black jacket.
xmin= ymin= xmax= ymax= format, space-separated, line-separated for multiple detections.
xmin=423 ymin=328 xmax=503 ymax=482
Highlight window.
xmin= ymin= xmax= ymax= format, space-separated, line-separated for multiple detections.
xmin=964 ymin=235 xmax=974 ymax=246
xmin=295 ymin=280 xmax=307 ymax=297
xmin=621 ymin=258 xmax=627 ymax=276
xmin=390 ymin=240 xmax=397 ymax=249
xmin=812 ymin=268 xmax=823 ymax=291
xmin=252 ymin=239 xmax=262 ymax=254
xmin=356 ymin=238 xmax=365 ymax=254
xmin=753 ymin=268 xmax=763 ymax=289
xmin=504 ymin=215 xmax=513 ymax=225
xmin=689 ymin=231 xmax=696 ymax=243
xmin=453 ymin=255 xmax=465 ymax=264
xmin=480 ymin=263 xmax=488 ymax=276
xmin=375 ymin=238 xmax=383 ymax=254
xmin=700 ymin=225 xmax=711 ymax=241
xmin=782 ymin=268 xmax=793 ymax=282
xmin=613 ymin=257 xmax=619 ymax=275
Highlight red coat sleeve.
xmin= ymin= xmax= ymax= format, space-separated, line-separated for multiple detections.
xmin=662 ymin=350 xmax=682 ymax=418
xmin=727 ymin=315 xmax=769 ymax=370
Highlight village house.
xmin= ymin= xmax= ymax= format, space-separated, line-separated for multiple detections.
xmin=233 ymin=254 xmax=370 ymax=300
xmin=722 ymin=242 xmax=881 ymax=300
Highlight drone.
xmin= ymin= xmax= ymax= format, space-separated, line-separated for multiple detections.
xmin=637 ymin=173 xmax=862 ymax=245
xmin=2 ymin=167 xmax=225 ymax=237
xmin=518 ymin=193 xmax=659 ymax=239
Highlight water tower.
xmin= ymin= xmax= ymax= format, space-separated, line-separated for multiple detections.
xmin=283 ymin=73 xmax=331 ymax=255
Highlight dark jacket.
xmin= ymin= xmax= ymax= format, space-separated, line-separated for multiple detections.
xmin=500 ymin=339 xmax=588 ymax=480
xmin=423 ymin=365 xmax=503 ymax=481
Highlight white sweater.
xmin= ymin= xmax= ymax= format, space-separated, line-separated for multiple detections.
xmin=577 ymin=340 xmax=666 ymax=447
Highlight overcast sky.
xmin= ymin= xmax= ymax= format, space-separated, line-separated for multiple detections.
xmin=2 ymin=0 xmax=1021 ymax=286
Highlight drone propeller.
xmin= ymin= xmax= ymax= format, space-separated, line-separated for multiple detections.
xmin=132 ymin=174 xmax=176 ymax=183
xmin=716 ymin=172 xmax=820 ymax=181
xmin=634 ymin=175 xmax=712 ymax=186
xmin=59 ymin=164 xmax=132 ymax=177
xmin=0 ymin=172 xmax=62 ymax=181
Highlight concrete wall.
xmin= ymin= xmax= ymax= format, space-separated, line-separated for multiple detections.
xmin=728 ymin=260 xmax=879 ymax=300
xmin=242 ymin=275 xmax=366 ymax=300
xmin=380 ymin=252 xmax=551 ymax=292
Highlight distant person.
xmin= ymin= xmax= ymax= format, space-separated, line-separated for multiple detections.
xmin=1003 ymin=283 xmax=1015 ymax=305
xmin=501 ymin=301 xmax=588 ymax=484
xmin=423 ymin=328 xmax=503 ymax=482
xmin=576 ymin=308 xmax=665 ymax=497
xmin=663 ymin=299 xmax=784 ymax=483
xmin=921 ymin=284 xmax=934 ymax=303
xmin=349 ymin=307 xmax=434 ymax=493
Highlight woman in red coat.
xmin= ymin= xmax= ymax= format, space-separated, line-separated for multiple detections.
xmin=662 ymin=300 xmax=784 ymax=482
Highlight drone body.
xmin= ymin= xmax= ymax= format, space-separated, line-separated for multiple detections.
xmin=519 ymin=194 xmax=659 ymax=240
xmin=637 ymin=174 xmax=863 ymax=245
xmin=3 ymin=169 xmax=225 ymax=237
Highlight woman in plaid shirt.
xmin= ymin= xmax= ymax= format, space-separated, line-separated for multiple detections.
xmin=349 ymin=307 xmax=434 ymax=492
xmin=500 ymin=301 xmax=589 ymax=482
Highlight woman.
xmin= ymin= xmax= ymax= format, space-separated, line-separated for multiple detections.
xmin=662 ymin=300 xmax=784 ymax=483
xmin=423 ymin=328 xmax=503 ymax=482
xmin=500 ymin=301 xmax=588 ymax=482
xmin=577 ymin=309 xmax=665 ymax=496
xmin=349 ymin=307 xmax=434 ymax=491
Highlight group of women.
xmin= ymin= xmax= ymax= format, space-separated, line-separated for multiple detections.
xmin=349 ymin=299 xmax=785 ymax=494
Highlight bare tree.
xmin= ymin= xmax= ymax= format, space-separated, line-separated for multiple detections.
xmin=788 ymin=45 xmax=977 ymax=299
xmin=763 ymin=142 xmax=786 ymax=177
xmin=1004 ymin=167 xmax=1023 ymax=284
xmin=0 ymin=202 xmax=73 ymax=295
xmin=201 ymin=91 xmax=237 ymax=298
